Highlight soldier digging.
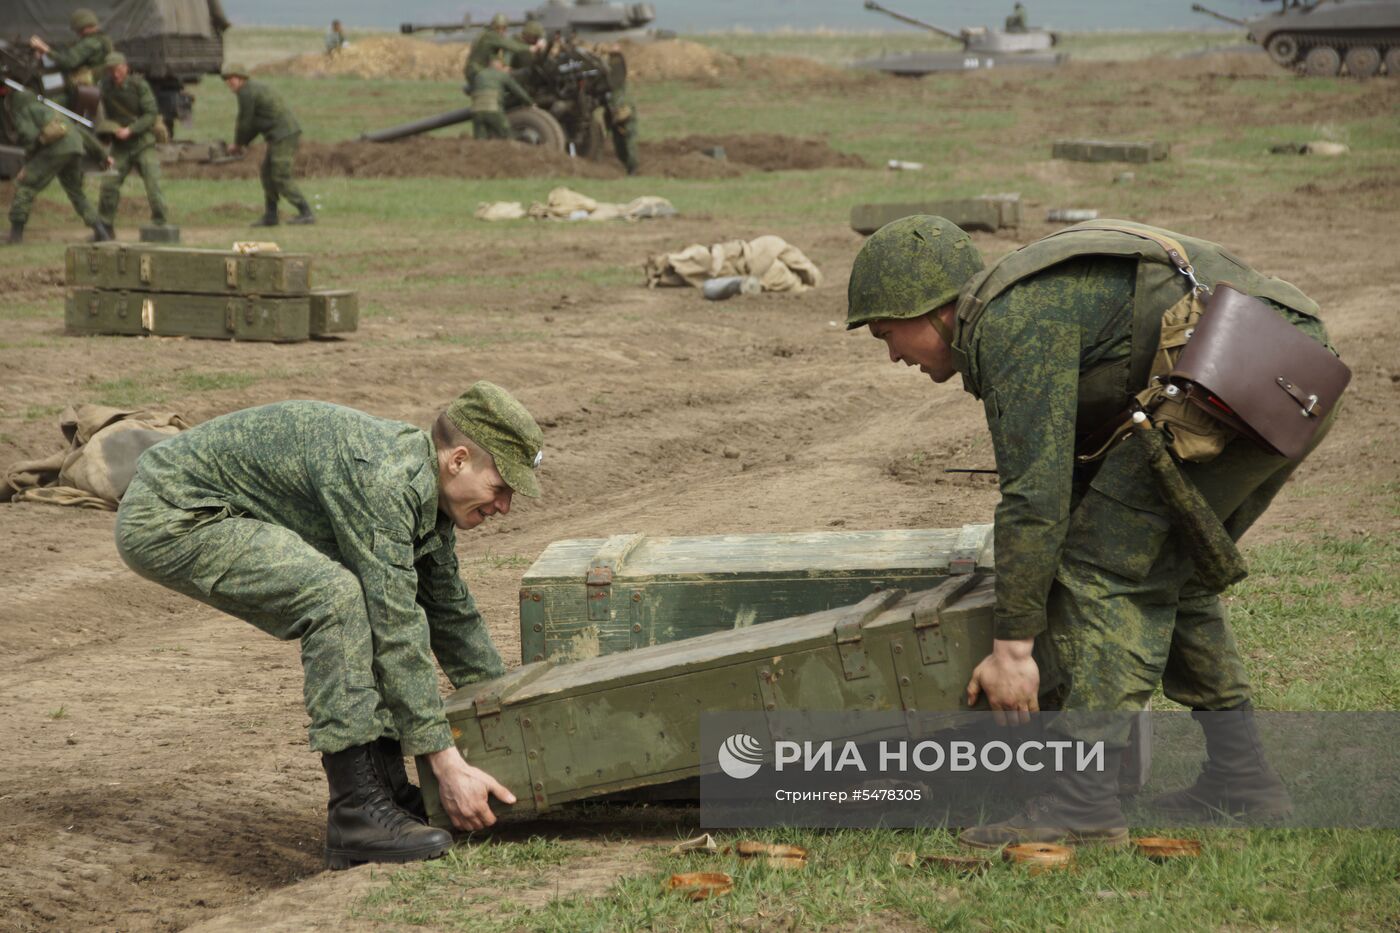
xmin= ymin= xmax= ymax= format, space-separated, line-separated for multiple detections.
xmin=221 ymin=62 xmax=314 ymax=226
xmin=846 ymin=216 xmax=1341 ymax=847
xmin=115 ymin=383 xmax=543 ymax=868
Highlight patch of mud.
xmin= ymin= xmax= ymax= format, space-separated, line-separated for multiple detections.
xmin=646 ymin=134 xmax=867 ymax=172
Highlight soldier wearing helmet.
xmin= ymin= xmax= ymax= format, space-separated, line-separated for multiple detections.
xmin=847 ymin=215 xmax=1338 ymax=848
xmin=221 ymin=62 xmax=315 ymax=227
xmin=97 ymin=51 xmax=171 ymax=235
xmin=29 ymin=8 xmax=115 ymax=111
xmin=464 ymin=12 xmax=536 ymax=83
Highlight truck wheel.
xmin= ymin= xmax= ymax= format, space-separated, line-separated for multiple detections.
xmin=1266 ymin=33 xmax=1298 ymax=66
xmin=1344 ymin=46 xmax=1381 ymax=79
xmin=507 ymin=108 xmax=567 ymax=153
xmin=1303 ymin=45 xmax=1341 ymax=77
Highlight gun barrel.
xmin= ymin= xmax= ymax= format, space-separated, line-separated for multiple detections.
xmin=1189 ymin=4 xmax=1248 ymax=27
xmin=863 ymin=0 xmax=964 ymax=43
xmin=3 ymin=77 xmax=94 ymax=128
xmin=360 ymin=106 xmax=476 ymax=143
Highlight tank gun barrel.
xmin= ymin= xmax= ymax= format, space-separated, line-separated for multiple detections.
xmin=1189 ymin=4 xmax=1248 ymax=27
xmin=2 ymin=76 xmax=93 ymax=128
xmin=862 ymin=1 xmax=965 ymax=43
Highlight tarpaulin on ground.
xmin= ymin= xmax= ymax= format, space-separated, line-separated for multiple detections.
xmin=1 ymin=404 xmax=188 ymax=510
xmin=645 ymin=236 xmax=823 ymax=293
xmin=9 ymin=0 xmax=215 ymax=42
xmin=475 ymin=186 xmax=676 ymax=223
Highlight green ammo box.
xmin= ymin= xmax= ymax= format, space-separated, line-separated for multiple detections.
xmin=420 ymin=577 xmax=995 ymax=821
xmin=64 ymin=242 xmax=312 ymax=296
xmin=309 ymin=288 xmax=359 ymax=336
xmin=65 ymin=288 xmax=310 ymax=342
xmin=139 ymin=224 xmax=181 ymax=243
xmin=518 ymin=525 xmax=993 ymax=664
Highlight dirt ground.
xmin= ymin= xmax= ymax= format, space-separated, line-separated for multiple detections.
xmin=1 ymin=53 xmax=1398 ymax=931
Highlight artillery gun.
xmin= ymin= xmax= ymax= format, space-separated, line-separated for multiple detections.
xmin=854 ymin=0 xmax=1066 ymax=75
xmin=1191 ymin=0 xmax=1400 ymax=77
xmin=362 ymin=39 xmax=629 ymax=162
xmin=402 ymin=2 xmax=661 ymax=43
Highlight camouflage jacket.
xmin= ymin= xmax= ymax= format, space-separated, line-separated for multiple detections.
xmin=3 ymin=88 xmax=105 ymax=160
xmin=233 ymin=80 xmax=302 ymax=147
xmin=134 ymin=401 xmax=506 ymax=757
xmin=466 ymin=31 xmax=531 ymax=79
xmin=50 ymin=32 xmax=114 ymax=82
xmin=99 ymin=73 xmax=159 ymax=152
xmin=470 ymin=67 xmax=532 ymax=112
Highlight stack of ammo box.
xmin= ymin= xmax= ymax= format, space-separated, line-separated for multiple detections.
xmin=64 ymin=242 xmax=358 ymax=343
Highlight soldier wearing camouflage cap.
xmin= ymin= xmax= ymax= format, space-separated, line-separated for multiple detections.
xmin=848 ymin=215 xmax=1337 ymax=848
xmin=29 ymin=8 xmax=114 ymax=111
xmin=464 ymin=12 xmax=535 ymax=82
xmin=115 ymin=384 xmax=545 ymax=868
xmin=221 ymin=63 xmax=315 ymax=226
xmin=97 ymin=51 xmax=171 ymax=234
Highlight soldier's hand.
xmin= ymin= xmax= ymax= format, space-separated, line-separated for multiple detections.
xmin=966 ymin=638 xmax=1039 ymax=727
xmin=104 ymin=156 xmax=114 ymax=169
xmin=426 ymin=747 xmax=517 ymax=832
xmin=115 ymin=127 xmax=131 ymax=140
xmin=30 ymin=36 xmax=51 ymax=55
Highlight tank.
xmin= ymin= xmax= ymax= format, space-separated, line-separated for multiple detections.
xmin=855 ymin=0 xmax=1066 ymax=75
xmin=1191 ymin=0 xmax=1400 ymax=77
xmin=402 ymin=2 xmax=665 ymax=43
xmin=0 ymin=0 xmax=226 ymax=134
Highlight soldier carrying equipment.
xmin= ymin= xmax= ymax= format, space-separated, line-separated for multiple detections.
xmin=847 ymin=215 xmax=1344 ymax=846
xmin=28 ymin=7 xmax=113 ymax=112
xmin=97 ymin=52 xmax=169 ymax=235
xmin=221 ymin=62 xmax=314 ymax=227
xmin=115 ymin=383 xmax=545 ymax=868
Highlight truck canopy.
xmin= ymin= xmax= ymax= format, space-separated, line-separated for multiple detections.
xmin=5 ymin=0 xmax=218 ymax=43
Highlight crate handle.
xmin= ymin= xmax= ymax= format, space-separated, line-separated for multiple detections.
xmin=224 ymin=258 xmax=238 ymax=289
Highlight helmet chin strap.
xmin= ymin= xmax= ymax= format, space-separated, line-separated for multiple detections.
xmin=927 ymin=308 xmax=954 ymax=346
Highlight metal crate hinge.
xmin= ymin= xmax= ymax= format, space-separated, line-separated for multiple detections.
xmin=519 ymin=713 xmax=550 ymax=813
xmin=834 ymin=588 xmax=906 ymax=681
xmin=138 ymin=253 xmax=152 ymax=285
xmin=472 ymin=689 xmax=512 ymax=753
xmin=585 ymin=533 xmax=644 ymax=623
xmin=913 ymin=574 xmax=983 ymax=666
xmin=890 ymin=638 xmax=918 ymax=711
xmin=224 ymin=258 xmax=238 ymax=289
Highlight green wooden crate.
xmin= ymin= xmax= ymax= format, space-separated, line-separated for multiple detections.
xmin=309 ymin=288 xmax=359 ymax=336
xmin=65 ymin=288 xmax=310 ymax=342
xmin=1051 ymin=139 xmax=1169 ymax=164
xmin=518 ymin=525 xmax=993 ymax=663
xmin=64 ymin=243 xmax=312 ymax=296
xmin=421 ymin=577 xmax=995 ymax=821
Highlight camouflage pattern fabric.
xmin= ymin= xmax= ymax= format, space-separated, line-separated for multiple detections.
xmin=469 ymin=66 xmax=533 ymax=114
xmin=259 ymin=135 xmax=309 ymax=215
xmin=846 ymin=215 xmax=985 ymax=330
xmin=98 ymin=73 xmax=167 ymax=226
xmin=444 ymin=381 xmax=544 ymax=497
xmin=4 ymin=90 xmax=103 ymax=226
xmin=114 ymin=401 xmax=507 ymax=756
xmin=233 ymin=80 xmax=302 ymax=147
xmin=607 ymin=86 xmax=639 ymax=175
xmin=99 ymin=144 xmax=168 ymax=227
xmin=464 ymin=31 xmax=531 ymax=81
xmin=49 ymin=32 xmax=113 ymax=106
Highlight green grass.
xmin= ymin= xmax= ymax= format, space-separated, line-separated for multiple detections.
xmin=88 ymin=369 xmax=274 ymax=407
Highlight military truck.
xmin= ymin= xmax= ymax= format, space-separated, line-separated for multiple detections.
xmin=1191 ymin=0 xmax=1400 ymax=77
xmin=855 ymin=0 xmax=1066 ymax=75
xmin=0 ymin=0 xmax=226 ymax=139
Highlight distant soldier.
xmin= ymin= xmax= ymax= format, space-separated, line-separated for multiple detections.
xmin=512 ymin=20 xmax=546 ymax=69
xmin=221 ymin=63 xmax=315 ymax=227
xmin=471 ymin=57 xmax=533 ymax=140
xmin=1 ymin=78 xmax=112 ymax=245
xmin=1005 ymin=2 xmax=1029 ymax=33
xmin=97 ymin=53 xmax=169 ymax=235
xmin=603 ymin=53 xmax=640 ymax=176
xmin=28 ymin=8 xmax=113 ymax=111
xmin=325 ymin=20 xmax=348 ymax=57
xmin=464 ymin=13 xmax=532 ymax=82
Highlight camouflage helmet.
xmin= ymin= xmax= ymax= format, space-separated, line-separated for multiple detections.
xmin=490 ymin=13 xmax=509 ymax=29
xmin=103 ymin=51 xmax=127 ymax=69
xmin=71 ymin=8 xmax=100 ymax=31
xmin=521 ymin=19 xmax=544 ymax=40
xmin=845 ymin=215 xmax=984 ymax=330
xmin=220 ymin=61 xmax=250 ymax=79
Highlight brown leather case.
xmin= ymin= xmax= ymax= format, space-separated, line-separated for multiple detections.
xmin=1170 ymin=284 xmax=1350 ymax=460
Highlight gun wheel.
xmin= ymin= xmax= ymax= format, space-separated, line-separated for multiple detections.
xmin=507 ymin=108 xmax=567 ymax=153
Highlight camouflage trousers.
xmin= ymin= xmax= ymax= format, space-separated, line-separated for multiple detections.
xmin=1042 ymin=414 xmax=1334 ymax=749
xmin=8 ymin=148 xmax=99 ymax=227
xmin=260 ymin=134 xmax=309 ymax=213
xmin=472 ymin=111 xmax=510 ymax=140
xmin=99 ymin=144 xmax=168 ymax=227
xmin=609 ymin=114 xmax=639 ymax=175
xmin=116 ymin=476 xmax=394 ymax=754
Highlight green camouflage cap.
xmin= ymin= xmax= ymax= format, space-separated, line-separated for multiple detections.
xmin=220 ymin=61 xmax=250 ymax=78
xmin=845 ymin=215 xmax=984 ymax=330
xmin=103 ymin=51 xmax=127 ymax=69
xmin=446 ymin=381 xmax=543 ymax=498
xmin=71 ymin=9 xmax=100 ymax=30
xmin=490 ymin=13 xmax=510 ymax=28
xmin=521 ymin=19 xmax=544 ymax=39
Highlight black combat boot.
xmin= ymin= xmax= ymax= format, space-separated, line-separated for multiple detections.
xmin=959 ymin=756 xmax=1129 ymax=849
xmin=5 ymin=222 xmax=21 ymax=245
xmin=1150 ymin=704 xmax=1292 ymax=822
xmin=251 ymin=209 xmax=279 ymax=227
xmin=370 ymin=736 xmax=429 ymax=823
xmin=288 ymin=203 xmax=316 ymax=225
xmin=90 ymin=221 xmax=113 ymax=242
xmin=321 ymin=744 xmax=453 ymax=870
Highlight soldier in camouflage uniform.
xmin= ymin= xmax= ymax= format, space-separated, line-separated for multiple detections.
xmin=1005 ymin=2 xmax=1029 ymax=33
xmin=29 ymin=8 xmax=113 ymax=111
xmin=221 ymin=63 xmax=314 ymax=227
xmin=464 ymin=13 xmax=534 ymax=83
xmin=1 ymin=77 xmax=112 ymax=245
xmin=115 ymin=383 xmax=544 ymax=868
xmin=604 ymin=67 xmax=640 ymax=176
xmin=471 ymin=57 xmax=533 ymax=140
xmin=846 ymin=216 xmax=1338 ymax=847
xmin=97 ymin=53 xmax=169 ymax=234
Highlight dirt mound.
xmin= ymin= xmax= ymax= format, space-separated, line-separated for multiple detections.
xmin=256 ymin=35 xmax=466 ymax=80
xmin=616 ymin=39 xmax=738 ymax=81
xmin=645 ymin=134 xmax=867 ymax=172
